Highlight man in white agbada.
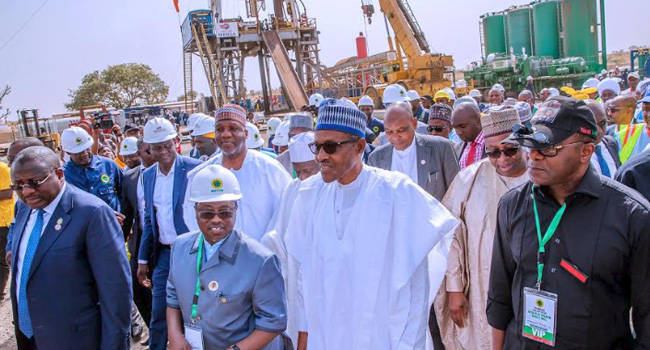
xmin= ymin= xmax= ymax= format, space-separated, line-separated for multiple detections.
xmin=261 ymin=131 xmax=320 ymax=349
xmin=285 ymin=99 xmax=459 ymax=350
xmin=183 ymin=104 xmax=291 ymax=241
xmin=434 ymin=106 xmax=529 ymax=350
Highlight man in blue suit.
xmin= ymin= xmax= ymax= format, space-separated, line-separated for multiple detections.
xmin=136 ymin=117 xmax=202 ymax=350
xmin=9 ymin=146 xmax=132 ymax=350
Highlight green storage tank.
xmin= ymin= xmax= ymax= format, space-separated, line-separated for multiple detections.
xmin=483 ymin=13 xmax=507 ymax=56
xmin=561 ymin=0 xmax=599 ymax=70
xmin=506 ymin=5 xmax=533 ymax=56
xmin=533 ymin=0 xmax=560 ymax=58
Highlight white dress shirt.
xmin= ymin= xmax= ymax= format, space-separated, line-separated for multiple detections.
xmin=390 ymin=137 xmax=418 ymax=183
xmin=15 ymin=183 xmax=67 ymax=300
xmin=153 ymin=161 xmax=177 ymax=245
xmin=590 ymin=143 xmax=617 ymax=178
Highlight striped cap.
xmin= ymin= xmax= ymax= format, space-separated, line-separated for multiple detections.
xmin=215 ymin=104 xmax=247 ymax=127
xmin=289 ymin=113 xmax=314 ymax=130
xmin=428 ymin=103 xmax=452 ymax=123
xmin=481 ymin=106 xmax=521 ymax=138
xmin=316 ymin=99 xmax=367 ymax=138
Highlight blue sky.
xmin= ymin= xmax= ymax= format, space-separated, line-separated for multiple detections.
xmin=1 ymin=0 xmax=648 ymax=119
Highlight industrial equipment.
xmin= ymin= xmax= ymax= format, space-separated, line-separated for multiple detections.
xmin=322 ymin=0 xmax=459 ymax=108
xmin=17 ymin=109 xmax=60 ymax=151
xmin=631 ymin=48 xmax=650 ymax=79
xmin=466 ymin=0 xmax=607 ymax=97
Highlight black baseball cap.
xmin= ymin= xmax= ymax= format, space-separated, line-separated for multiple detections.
xmin=421 ymin=95 xmax=433 ymax=101
xmin=507 ymin=96 xmax=598 ymax=149
xmin=124 ymin=123 xmax=142 ymax=132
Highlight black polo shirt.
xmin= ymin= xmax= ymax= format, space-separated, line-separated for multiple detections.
xmin=487 ymin=165 xmax=650 ymax=350
xmin=615 ymin=149 xmax=650 ymax=201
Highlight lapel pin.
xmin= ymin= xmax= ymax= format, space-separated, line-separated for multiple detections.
xmin=420 ymin=159 xmax=426 ymax=165
xmin=208 ymin=281 xmax=219 ymax=292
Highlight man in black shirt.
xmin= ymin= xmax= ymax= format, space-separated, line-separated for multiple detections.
xmin=488 ymin=96 xmax=650 ymax=350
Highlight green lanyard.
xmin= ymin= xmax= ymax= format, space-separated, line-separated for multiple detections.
xmin=531 ymin=186 xmax=567 ymax=290
xmin=190 ymin=234 xmax=205 ymax=324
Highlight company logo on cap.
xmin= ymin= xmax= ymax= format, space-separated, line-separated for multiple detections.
xmin=101 ymin=174 xmax=110 ymax=183
xmin=75 ymin=137 xmax=83 ymax=145
xmin=211 ymin=178 xmax=223 ymax=189
xmin=579 ymin=126 xmax=597 ymax=137
xmin=123 ymin=144 xmax=129 ymax=150
xmin=154 ymin=126 xmax=165 ymax=133
xmin=254 ymin=134 xmax=259 ymax=140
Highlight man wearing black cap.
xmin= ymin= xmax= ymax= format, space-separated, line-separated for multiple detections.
xmin=123 ymin=123 xmax=142 ymax=139
xmin=488 ymin=96 xmax=650 ymax=349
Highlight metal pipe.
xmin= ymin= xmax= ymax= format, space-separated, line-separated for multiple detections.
xmin=599 ymin=0 xmax=607 ymax=70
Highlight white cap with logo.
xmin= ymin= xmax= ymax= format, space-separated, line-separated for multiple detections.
xmin=120 ymin=137 xmax=139 ymax=156
xmin=61 ymin=126 xmax=94 ymax=154
xmin=191 ymin=117 xmax=216 ymax=137
xmin=245 ymin=122 xmax=265 ymax=149
xmin=189 ymin=164 xmax=242 ymax=203
xmin=143 ymin=117 xmax=177 ymax=144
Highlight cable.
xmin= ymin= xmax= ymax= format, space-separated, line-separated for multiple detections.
xmin=0 ymin=0 xmax=50 ymax=54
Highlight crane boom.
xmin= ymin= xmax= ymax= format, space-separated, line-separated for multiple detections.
xmin=378 ymin=0 xmax=432 ymax=60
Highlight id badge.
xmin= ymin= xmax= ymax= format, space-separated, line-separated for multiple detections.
xmin=184 ymin=323 xmax=205 ymax=350
xmin=522 ymin=287 xmax=558 ymax=346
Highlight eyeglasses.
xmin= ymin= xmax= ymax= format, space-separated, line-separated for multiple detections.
xmin=486 ymin=147 xmax=520 ymax=159
xmin=606 ymin=107 xmax=621 ymax=113
xmin=11 ymin=171 xmax=55 ymax=191
xmin=531 ymin=141 xmax=589 ymax=158
xmin=196 ymin=210 xmax=235 ymax=220
xmin=309 ymin=138 xmax=358 ymax=155
xmin=427 ymin=125 xmax=448 ymax=133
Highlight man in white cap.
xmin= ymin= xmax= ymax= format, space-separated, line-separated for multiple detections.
xmin=276 ymin=114 xmax=314 ymax=176
xmin=61 ymin=126 xmax=124 ymax=214
xmin=167 ymin=164 xmax=287 ymax=350
xmin=525 ymin=76 xmax=536 ymax=96
xmin=408 ymin=90 xmax=430 ymax=123
xmin=136 ymin=117 xmax=203 ymax=350
xmin=246 ymin=122 xmax=276 ymax=159
xmin=262 ymin=131 xmax=320 ymax=347
xmin=598 ymin=78 xmax=621 ymax=103
xmin=266 ymin=117 xmax=282 ymax=148
xmin=185 ymin=104 xmax=291 ymax=242
xmin=191 ymin=116 xmax=219 ymax=161
xmin=434 ymin=106 xmax=528 ymax=350
xmin=623 ymin=72 xmax=641 ymax=96
xmin=186 ymin=113 xmax=208 ymax=159
xmin=488 ymin=87 xmax=505 ymax=109
xmin=308 ymin=93 xmax=324 ymax=116
xmin=358 ymin=96 xmax=384 ymax=137
xmin=469 ymin=89 xmax=486 ymax=112
xmin=119 ymin=137 xmax=141 ymax=171
xmin=285 ymin=99 xmax=459 ymax=350
xmin=518 ymin=90 xmax=536 ymax=114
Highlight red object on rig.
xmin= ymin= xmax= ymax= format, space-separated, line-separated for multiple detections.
xmin=356 ymin=32 xmax=368 ymax=59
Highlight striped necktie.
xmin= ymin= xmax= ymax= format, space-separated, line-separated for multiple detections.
xmin=18 ymin=209 xmax=44 ymax=338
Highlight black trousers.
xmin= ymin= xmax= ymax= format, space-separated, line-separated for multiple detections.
xmin=429 ymin=305 xmax=446 ymax=350
xmin=0 ymin=226 xmax=9 ymax=300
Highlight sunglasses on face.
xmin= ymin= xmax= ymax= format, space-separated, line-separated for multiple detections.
xmin=196 ymin=210 xmax=235 ymax=220
xmin=427 ymin=125 xmax=448 ymax=133
xmin=11 ymin=171 xmax=56 ymax=191
xmin=309 ymin=138 xmax=358 ymax=155
xmin=486 ymin=147 xmax=520 ymax=159
xmin=606 ymin=107 xmax=621 ymax=113
xmin=530 ymin=141 xmax=588 ymax=158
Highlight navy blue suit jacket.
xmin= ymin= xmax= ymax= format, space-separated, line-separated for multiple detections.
xmin=137 ymin=155 xmax=202 ymax=264
xmin=10 ymin=185 xmax=132 ymax=350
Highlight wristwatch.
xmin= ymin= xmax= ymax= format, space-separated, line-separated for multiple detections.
xmin=230 ymin=345 xmax=241 ymax=350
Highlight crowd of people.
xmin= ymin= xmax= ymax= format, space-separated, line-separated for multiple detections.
xmin=1 ymin=71 xmax=650 ymax=350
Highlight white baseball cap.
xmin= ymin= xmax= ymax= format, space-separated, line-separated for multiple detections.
xmin=120 ymin=137 xmax=139 ymax=156
xmin=272 ymin=121 xmax=291 ymax=147
xmin=189 ymin=164 xmax=242 ymax=203
xmin=382 ymin=84 xmax=410 ymax=105
xmin=407 ymin=90 xmax=421 ymax=101
xmin=191 ymin=117 xmax=216 ymax=137
xmin=245 ymin=122 xmax=265 ymax=149
xmin=309 ymin=93 xmax=324 ymax=107
xmin=187 ymin=113 xmax=209 ymax=131
xmin=358 ymin=95 xmax=374 ymax=107
xmin=143 ymin=117 xmax=177 ymax=144
xmin=61 ymin=126 xmax=94 ymax=154
xmin=289 ymin=131 xmax=315 ymax=163
xmin=267 ymin=117 xmax=282 ymax=135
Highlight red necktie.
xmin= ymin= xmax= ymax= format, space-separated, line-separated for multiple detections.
xmin=466 ymin=142 xmax=477 ymax=166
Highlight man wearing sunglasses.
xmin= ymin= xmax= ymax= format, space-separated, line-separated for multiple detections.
xmin=137 ymin=117 xmax=203 ymax=350
xmin=368 ymin=102 xmax=459 ymax=201
xmin=426 ymin=103 xmax=453 ymax=139
xmin=488 ymin=96 xmax=650 ymax=350
xmin=434 ymin=106 xmax=528 ymax=350
xmin=167 ymin=164 xmax=287 ymax=350
xmin=285 ymin=99 xmax=459 ymax=350
xmin=609 ymin=95 xmax=647 ymax=162
xmin=9 ymin=146 xmax=131 ymax=350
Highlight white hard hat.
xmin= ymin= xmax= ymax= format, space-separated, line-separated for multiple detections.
xmin=289 ymin=131 xmax=315 ymax=163
xmin=407 ymin=90 xmax=421 ymax=101
xmin=492 ymin=83 xmax=505 ymax=93
xmin=61 ymin=126 xmax=94 ymax=154
xmin=245 ymin=122 xmax=265 ymax=149
xmin=189 ymin=164 xmax=242 ymax=203
xmin=309 ymin=93 xmax=324 ymax=107
xmin=191 ymin=117 xmax=216 ymax=137
xmin=272 ymin=121 xmax=290 ymax=147
xmin=340 ymin=97 xmax=358 ymax=110
xmin=143 ymin=117 xmax=177 ymax=144
xmin=469 ymin=89 xmax=482 ymax=98
xmin=358 ymin=95 xmax=374 ymax=107
xmin=442 ymin=87 xmax=456 ymax=100
xmin=453 ymin=96 xmax=478 ymax=109
xmin=187 ymin=113 xmax=208 ymax=131
xmin=267 ymin=117 xmax=282 ymax=135
xmin=527 ymin=76 xmax=533 ymax=81
xmin=382 ymin=84 xmax=410 ymax=105
xmin=120 ymin=137 xmax=139 ymax=156
xmin=582 ymin=78 xmax=600 ymax=89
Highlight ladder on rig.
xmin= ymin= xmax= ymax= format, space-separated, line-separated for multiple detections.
xmin=191 ymin=19 xmax=227 ymax=108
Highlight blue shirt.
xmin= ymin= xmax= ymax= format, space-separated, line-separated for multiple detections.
xmin=63 ymin=155 xmax=123 ymax=212
xmin=367 ymin=117 xmax=385 ymax=136
xmin=204 ymin=235 xmax=228 ymax=261
xmin=414 ymin=106 xmax=430 ymax=123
